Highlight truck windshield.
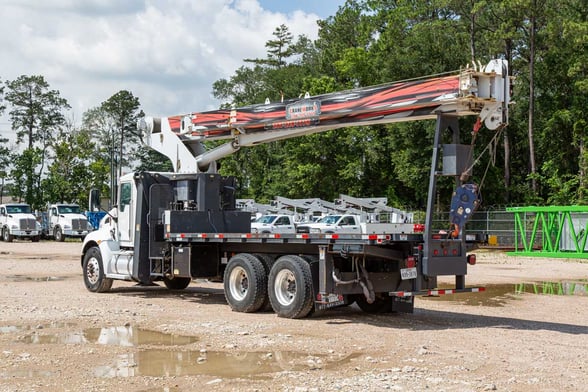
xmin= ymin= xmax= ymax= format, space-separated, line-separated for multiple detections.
xmin=318 ymin=215 xmax=341 ymax=224
xmin=255 ymin=215 xmax=277 ymax=224
xmin=58 ymin=205 xmax=81 ymax=214
xmin=6 ymin=205 xmax=31 ymax=214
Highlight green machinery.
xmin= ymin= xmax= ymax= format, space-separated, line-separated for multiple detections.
xmin=507 ymin=205 xmax=588 ymax=258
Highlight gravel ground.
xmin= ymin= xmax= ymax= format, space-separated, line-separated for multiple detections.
xmin=0 ymin=242 xmax=586 ymax=392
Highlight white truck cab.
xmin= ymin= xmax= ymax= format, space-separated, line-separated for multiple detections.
xmin=296 ymin=214 xmax=361 ymax=234
xmin=0 ymin=203 xmax=41 ymax=242
xmin=251 ymin=214 xmax=296 ymax=234
xmin=47 ymin=203 xmax=93 ymax=241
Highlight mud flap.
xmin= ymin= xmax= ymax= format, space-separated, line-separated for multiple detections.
xmin=391 ymin=295 xmax=414 ymax=313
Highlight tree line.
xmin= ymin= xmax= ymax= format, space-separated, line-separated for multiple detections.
xmin=0 ymin=78 xmax=170 ymax=210
xmin=0 ymin=0 xmax=586 ymax=212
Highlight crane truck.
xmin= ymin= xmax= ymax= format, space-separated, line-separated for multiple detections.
xmin=81 ymin=59 xmax=510 ymax=318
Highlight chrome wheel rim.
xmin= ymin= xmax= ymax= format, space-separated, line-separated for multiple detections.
xmin=274 ymin=269 xmax=296 ymax=306
xmin=229 ymin=266 xmax=248 ymax=301
xmin=86 ymin=256 xmax=100 ymax=285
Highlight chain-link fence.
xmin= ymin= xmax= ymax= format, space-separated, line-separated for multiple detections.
xmin=430 ymin=207 xmax=543 ymax=249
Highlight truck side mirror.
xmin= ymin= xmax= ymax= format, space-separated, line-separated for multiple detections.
xmin=89 ymin=188 xmax=100 ymax=212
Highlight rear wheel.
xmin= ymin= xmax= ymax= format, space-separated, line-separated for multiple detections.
xmin=163 ymin=276 xmax=191 ymax=290
xmin=82 ymin=246 xmax=113 ymax=292
xmin=253 ymin=253 xmax=275 ymax=311
xmin=268 ymin=255 xmax=314 ymax=319
xmin=223 ymin=253 xmax=267 ymax=313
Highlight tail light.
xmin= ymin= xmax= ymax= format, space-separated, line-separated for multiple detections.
xmin=413 ymin=224 xmax=425 ymax=233
xmin=406 ymin=256 xmax=416 ymax=268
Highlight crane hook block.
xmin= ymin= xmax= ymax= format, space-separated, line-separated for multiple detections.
xmin=449 ymin=184 xmax=480 ymax=237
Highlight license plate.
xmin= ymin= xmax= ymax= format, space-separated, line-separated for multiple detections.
xmin=400 ymin=267 xmax=417 ymax=280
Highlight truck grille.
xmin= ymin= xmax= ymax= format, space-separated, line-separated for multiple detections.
xmin=19 ymin=218 xmax=36 ymax=230
xmin=71 ymin=219 xmax=87 ymax=231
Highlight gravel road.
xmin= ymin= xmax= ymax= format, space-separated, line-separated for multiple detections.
xmin=0 ymin=242 xmax=586 ymax=391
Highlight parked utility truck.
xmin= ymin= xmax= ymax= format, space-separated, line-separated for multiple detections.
xmin=296 ymin=214 xmax=362 ymax=234
xmin=81 ymin=59 xmax=510 ymax=318
xmin=46 ymin=204 xmax=93 ymax=241
xmin=251 ymin=214 xmax=297 ymax=234
xmin=0 ymin=203 xmax=41 ymax=242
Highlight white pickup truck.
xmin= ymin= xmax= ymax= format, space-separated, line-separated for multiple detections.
xmin=0 ymin=203 xmax=41 ymax=242
xmin=250 ymin=214 xmax=297 ymax=234
xmin=296 ymin=214 xmax=361 ymax=234
xmin=46 ymin=203 xmax=93 ymax=241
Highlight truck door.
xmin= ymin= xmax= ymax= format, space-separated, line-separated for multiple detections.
xmin=275 ymin=216 xmax=295 ymax=233
xmin=339 ymin=215 xmax=361 ymax=234
xmin=117 ymin=181 xmax=134 ymax=246
xmin=50 ymin=206 xmax=58 ymax=229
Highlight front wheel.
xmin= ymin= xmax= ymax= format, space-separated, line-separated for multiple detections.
xmin=268 ymin=255 xmax=314 ymax=319
xmin=223 ymin=253 xmax=267 ymax=313
xmin=54 ymin=227 xmax=65 ymax=242
xmin=3 ymin=228 xmax=13 ymax=243
xmin=163 ymin=276 xmax=191 ymax=290
xmin=82 ymin=246 xmax=113 ymax=292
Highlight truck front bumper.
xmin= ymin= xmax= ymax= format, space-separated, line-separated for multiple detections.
xmin=64 ymin=230 xmax=90 ymax=237
xmin=13 ymin=230 xmax=40 ymax=237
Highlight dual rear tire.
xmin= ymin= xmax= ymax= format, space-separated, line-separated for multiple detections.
xmin=223 ymin=253 xmax=315 ymax=319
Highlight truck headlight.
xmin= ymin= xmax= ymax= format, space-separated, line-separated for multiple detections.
xmin=310 ymin=228 xmax=321 ymax=234
xmin=10 ymin=224 xmax=18 ymax=230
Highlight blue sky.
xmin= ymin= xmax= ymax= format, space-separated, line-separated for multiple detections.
xmin=258 ymin=0 xmax=345 ymax=18
xmin=0 ymin=0 xmax=348 ymax=143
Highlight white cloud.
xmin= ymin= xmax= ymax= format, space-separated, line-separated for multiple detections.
xmin=0 ymin=0 xmax=324 ymax=120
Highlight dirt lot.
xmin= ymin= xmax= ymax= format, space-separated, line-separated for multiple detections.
xmin=0 ymin=241 xmax=586 ymax=392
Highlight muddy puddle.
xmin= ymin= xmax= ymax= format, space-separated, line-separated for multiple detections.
xmin=421 ymin=280 xmax=588 ymax=307
xmin=2 ymin=324 xmax=357 ymax=379
xmin=0 ymin=322 xmax=76 ymax=334
xmin=14 ymin=326 xmax=198 ymax=346
xmin=94 ymin=350 xmax=359 ymax=378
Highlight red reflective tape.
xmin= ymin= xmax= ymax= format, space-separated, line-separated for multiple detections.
xmin=368 ymin=234 xmax=378 ymax=240
xmin=274 ymin=233 xmax=281 ymax=239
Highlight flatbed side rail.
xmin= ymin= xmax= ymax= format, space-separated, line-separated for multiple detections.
xmin=163 ymin=231 xmax=424 ymax=244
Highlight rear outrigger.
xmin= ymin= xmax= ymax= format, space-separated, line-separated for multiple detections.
xmin=81 ymin=59 xmax=510 ymax=318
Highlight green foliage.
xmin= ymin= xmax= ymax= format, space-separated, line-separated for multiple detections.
xmin=10 ymin=148 xmax=42 ymax=208
xmin=5 ymin=75 xmax=70 ymax=149
xmin=134 ymin=146 xmax=173 ymax=172
xmin=2 ymin=1 xmax=587 ymax=211
xmin=41 ymin=127 xmax=98 ymax=207
xmin=4 ymin=75 xmax=70 ymax=207
xmin=0 ymin=78 xmax=5 ymax=115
